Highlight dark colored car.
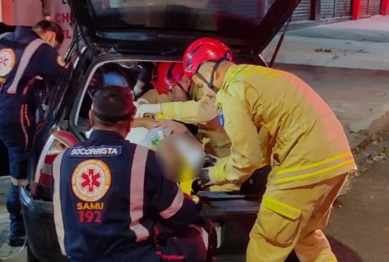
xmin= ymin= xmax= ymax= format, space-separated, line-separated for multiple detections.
xmin=20 ymin=0 xmax=302 ymax=261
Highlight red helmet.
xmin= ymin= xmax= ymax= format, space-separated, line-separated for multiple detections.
xmin=152 ymin=62 xmax=185 ymax=94
xmin=183 ymin=37 xmax=233 ymax=78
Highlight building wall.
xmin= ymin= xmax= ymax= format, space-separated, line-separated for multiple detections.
xmin=290 ymin=0 xmax=388 ymax=22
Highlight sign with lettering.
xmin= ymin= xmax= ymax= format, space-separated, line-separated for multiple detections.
xmin=50 ymin=0 xmax=73 ymax=57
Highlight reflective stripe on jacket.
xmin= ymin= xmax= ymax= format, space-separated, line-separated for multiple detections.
xmin=0 ymin=32 xmax=45 ymax=94
xmin=160 ymin=86 xmax=232 ymax=158
xmin=0 ymin=27 xmax=64 ymax=124
xmin=52 ymin=130 xmax=198 ymax=260
xmin=210 ymin=64 xmax=356 ymax=189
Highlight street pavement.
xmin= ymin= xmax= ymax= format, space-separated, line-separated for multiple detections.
xmin=266 ymin=15 xmax=389 ymax=143
xmin=1 ymin=16 xmax=389 ymax=262
xmin=325 ymin=129 xmax=389 ymax=262
xmin=264 ymin=15 xmax=389 ymax=71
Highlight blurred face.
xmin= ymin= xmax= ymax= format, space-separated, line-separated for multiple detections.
xmin=156 ymin=133 xmax=205 ymax=183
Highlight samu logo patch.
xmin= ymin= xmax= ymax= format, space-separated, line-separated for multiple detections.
xmin=71 ymin=159 xmax=111 ymax=202
xmin=0 ymin=48 xmax=15 ymax=77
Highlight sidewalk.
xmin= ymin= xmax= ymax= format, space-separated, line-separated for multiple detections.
xmin=264 ymin=15 xmax=389 ymax=143
xmin=274 ymin=64 xmax=389 ymax=149
xmin=263 ymin=16 xmax=389 ymax=71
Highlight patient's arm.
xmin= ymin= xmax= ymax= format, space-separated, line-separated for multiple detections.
xmin=132 ymin=117 xmax=158 ymax=130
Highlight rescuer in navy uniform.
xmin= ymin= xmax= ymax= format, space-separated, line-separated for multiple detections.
xmin=0 ymin=20 xmax=65 ymax=246
xmin=52 ymin=86 xmax=214 ymax=262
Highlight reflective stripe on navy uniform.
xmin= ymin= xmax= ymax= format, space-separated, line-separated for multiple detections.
xmin=0 ymin=27 xmax=63 ymax=126
xmin=0 ymin=27 xmax=64 ymax=241
xmin=52 ymin=130 xmax=208 ymax=262
xmin=0 ymin=27 xmax=64 ymax=180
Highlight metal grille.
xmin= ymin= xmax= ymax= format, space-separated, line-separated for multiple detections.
xmin=321 ymin=0 xmax=352 ymax=19
xmin=292 ymin=0 xmax=312 ymax=21
xmin=321 ymin=0 xmax=335 ymax=19
xmin=335 ymin=0 xmax=352 ymax=17
xmin=367 ymin=0 xmax=382 ymax=15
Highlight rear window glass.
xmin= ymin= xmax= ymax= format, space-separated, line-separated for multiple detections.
xmin=89 ymin=0 xmax=269 ymax=39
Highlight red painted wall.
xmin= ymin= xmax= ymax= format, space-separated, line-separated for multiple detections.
xmin=352 ymin=0 xmax=365 ymax=20
xmin=382 ymin=0 xmax=389 ymax=15
xmin=1 ymin=0 xmax=42 ymax=26
xmin=2 ymin=0 xmax=14 ymax=24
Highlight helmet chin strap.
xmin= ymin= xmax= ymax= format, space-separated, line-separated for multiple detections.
xmin=177 ymin=79 xmax=193 ymax=100
xmin=195 ymin=61 xmax=222 ymax=94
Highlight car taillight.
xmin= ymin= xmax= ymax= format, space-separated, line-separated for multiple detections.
xmin=31 ymin=130 xmax=78 ymax=200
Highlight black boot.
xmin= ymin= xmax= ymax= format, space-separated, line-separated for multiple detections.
xmin=7 ymin=232 xmax=26 ymax=247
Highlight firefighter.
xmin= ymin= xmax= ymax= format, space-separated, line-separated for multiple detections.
xmin=0 ymin=20 xmax=65 ymax=246
xmin=135 ymin=62 xmax=231 ymax=159
xmin=52 ymin=86 xmax=215 ymax=262
xmin=133 ymin=62 xmax=196 ymax=135
xmin=183 ymin=37 xmax=357 ymax=262
xmin=136 ymin=62 xmax=190 ymax=105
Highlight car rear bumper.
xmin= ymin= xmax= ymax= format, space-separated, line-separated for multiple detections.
xmin=20 ymin=185 xmax=260 ymax=261
xmin=20 ymin=186 xmax=69 ymax=262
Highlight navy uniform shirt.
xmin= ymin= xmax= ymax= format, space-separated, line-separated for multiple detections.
xmin=0 ymin=27 xmax=64 ymax=124
xmin=52 ymin=130 xmax=198 ymax=260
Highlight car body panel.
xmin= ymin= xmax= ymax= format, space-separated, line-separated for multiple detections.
xmin=69 ymin=0 xmax=302 ymax=56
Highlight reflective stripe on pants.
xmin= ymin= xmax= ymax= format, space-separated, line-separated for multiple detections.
xmin=246 ymin=174 xmax=348 ymax=262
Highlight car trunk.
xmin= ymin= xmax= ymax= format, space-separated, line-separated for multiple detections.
xmin=69 ymin=0 xmax=302 ymax=59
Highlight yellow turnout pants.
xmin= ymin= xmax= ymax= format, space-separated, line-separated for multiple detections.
xmin=247 ymin=174 xmax=348 ymax=262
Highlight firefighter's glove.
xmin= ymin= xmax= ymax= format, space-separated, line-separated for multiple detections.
xmin=194 ymin=168 xmax=213 ymax=190
xmin=135 ymin=104 xmax=161 ymax=118
xmin=204 ymin=154 xmax=220 ymax=168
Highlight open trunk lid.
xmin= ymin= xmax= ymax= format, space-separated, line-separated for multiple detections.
xmin=69 ymin=0 xmax=301 ymax=56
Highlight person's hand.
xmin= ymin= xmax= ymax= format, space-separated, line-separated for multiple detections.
xmin=132 ymin=117 xmax=157 ymax=129
xmin=134 ymin=104 xmax=161 ymax=118
xmin=43 ymin=15 xmax=52 ymax=21
xmin=154 ymin=120 xmax=189 ymax=134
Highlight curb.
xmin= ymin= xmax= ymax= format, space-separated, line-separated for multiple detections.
xmin=273 ymin=63 xmax=389 ymax=74
xmin=272 ymin=59 xmax=389 ymax=72
xmin=349 ymin=101 xmax=389 ymax=137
